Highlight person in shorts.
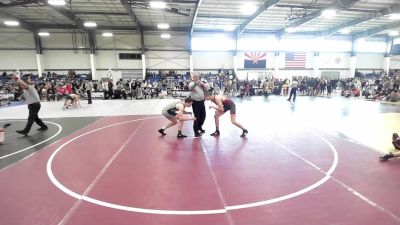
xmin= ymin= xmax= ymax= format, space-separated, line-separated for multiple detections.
xmin=206 ymin=94 xmax=248 ymax=137
xmin=158 ymin=97 xmax=196 ymax=138
xmin=64 ymin=93 xmax=81 ymax=109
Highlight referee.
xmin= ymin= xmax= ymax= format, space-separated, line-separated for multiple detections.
xmin=14 ymin=74 xmax=48 ymax=136
xmin=189 ymin=72 xmax=207 ymax=137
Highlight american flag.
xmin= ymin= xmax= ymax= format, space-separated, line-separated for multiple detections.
xmin=244 ymin=52 xmax=267 ymax=69
xmin=285 ymin=52 xmax=306 ymax=68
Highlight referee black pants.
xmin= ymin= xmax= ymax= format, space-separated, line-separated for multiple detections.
xmin=192 ymin=100 xmax=206 ymax=134
xmin=23 ymin=102 xmax=46 ymax=132
xmin=87 ymin=90 xmax=92 ymax=104
xmin=288 ymin=87 xmax=297 ymax=101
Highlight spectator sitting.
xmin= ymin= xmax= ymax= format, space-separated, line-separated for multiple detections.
xmin=389 ymin=90 xmax=399 ymax=102
xmin=352 ymin=88 xmax=360 ymax=97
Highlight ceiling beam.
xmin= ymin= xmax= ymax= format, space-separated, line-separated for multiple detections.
xmin=121 ymin=0 xmax=144 ymax=53
xmin=126 ymin=0 xmax=197 ymax=4
xmin=274 ymin=3 xmax=375 ymax=13
xmin=0 ymin=0 xmax=41 ymax=7
xmin=190 ymin=0 xmax=203 ymax=35
xmin=279 ymin=0 xmax=361 ymax=35
xmin=235 ymin=0 xmax=281 ymax=36
xmin=321 ymin=3 xmax=400 ymax=37
xmin=75 ymin=11 xmax=129 ymax=16
xmin=120 ymin=0 xmax=141 ymax=30
xmin=126 ymin=1 xmax=191 ymax=16
xmin=354 ymin=20 xmax=400 ymax=39
xmin=196 ymin=13 xmax=247 ymax=20
xmin=193 ymin=28 xmax=277 ymax=34
xmin=42 ymin=0 xmax=86 ymax=28
xmin=0 ymin=23 xmax=189 ymax=32
xmin=0 ymin=10 xmax=37 ymax=32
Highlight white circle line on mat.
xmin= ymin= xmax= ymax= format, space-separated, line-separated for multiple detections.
xmin=0 ymin=121 xmax=62 ymax=160
xmin=47 ymin=116 xmax=338 ymax=215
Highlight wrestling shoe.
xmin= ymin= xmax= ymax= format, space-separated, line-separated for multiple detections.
xmin=210 ymin=130 xmax=220 ymax=136
xmin=240 ymin=129 xmax=248 ymax=137
xmin=199 ymin=128 xmax=206 ymax=134
xmin=380 ymin=152 xmax=394 ymax=161
xmin=16 ymin=130 xmax=28 ymax=136
xmin=158 ymin=129 xmax=166 ymax=136
xmin=177 ymin=133 xmax=187 ymax=138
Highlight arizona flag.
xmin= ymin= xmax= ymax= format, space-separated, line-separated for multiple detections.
xmin=244 ymin=52 xmax=267 ymax=69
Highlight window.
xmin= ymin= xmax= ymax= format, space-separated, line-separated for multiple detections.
xmin=119 ymin=53 xmax=142 ymax=60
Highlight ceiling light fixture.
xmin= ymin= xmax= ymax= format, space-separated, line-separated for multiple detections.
xmin=285 ymin=27 xmax=296 ymax=33
xmin=38 ymin=32 xmax=50 ymax=37
xmin=240 ymin=3 xmax=257 ymax=15
xmin=223 ymin=25 xmax=236 ymax=31
xmin=321 ymin=9 xmax=336 ymax=18
xmin=4 ymin=21 xmax=19 ymax=26
xmin=389 ymin=31 xmax=399 ymax=36
xmin=84 ymin=22 xmax=97 ymax=27
xmin=340 ymin=28 xmax=350 ymax=34
xmin=157 ymin=23 xmax=170 ymax=29
xmin=389 ymin=13 xmax=400 ymax=20
xmin=357 ymin=38 xmax=365 ymax=43
xmin=161 ymin=33 xmax=171 ymax=39
xmin=48 ymin=0 xmax=66 ymax=6
xmin=150 ymin=1 xmax=167 ymax=9
xmin=102 ymin=32 xmax=113 ymax=37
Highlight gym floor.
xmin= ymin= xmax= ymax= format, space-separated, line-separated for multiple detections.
xmin=0 ymin=95 xmax=399 ymax=225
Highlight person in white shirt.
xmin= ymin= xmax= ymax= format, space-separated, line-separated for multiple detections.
xmin=287 ymin=79 xmax=299 ymax=102
xmin=13 ymin=74 xmax=48 ymax=136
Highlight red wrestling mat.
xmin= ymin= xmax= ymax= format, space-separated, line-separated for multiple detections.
xmin=0 ymin=115 xmax=399 ymax=225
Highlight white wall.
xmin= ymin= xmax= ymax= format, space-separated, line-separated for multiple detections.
xmin=42 ymin=50 xmax=91 ymax=70
xmin=95 ymin=50 xmax=142 ymax=70
xmin=42 ymin=33 xmax=82 ymax=49
xmin=390 ymin=55 xmax=400 ymax=69
xmin=356 ymin=53 xmax=385 ymax=69
xmin=145 ymin=34 xmax=189 ymax=51
xmin=146 ymin=51 xmax=189 ymax=70
xmin=193 ymin=51 xmax=233 ymax=70
xmin=318 ymin=53 xmax=351 ymax=69
xmin=96 ymin=33 xmax=141 ymax=49
xmin=0 ymin=32 xmax=35 ymax=49
xmin=0 ymin=50 xmax=37 ymax=70
xmin=0 ymin=32 xmax=395 ymax=77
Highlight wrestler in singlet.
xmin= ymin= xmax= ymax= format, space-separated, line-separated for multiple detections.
xmin=162 ymin=101 xmax=181 ymax=120
xmin=221 ymin=98 xmax=236 ymax=114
